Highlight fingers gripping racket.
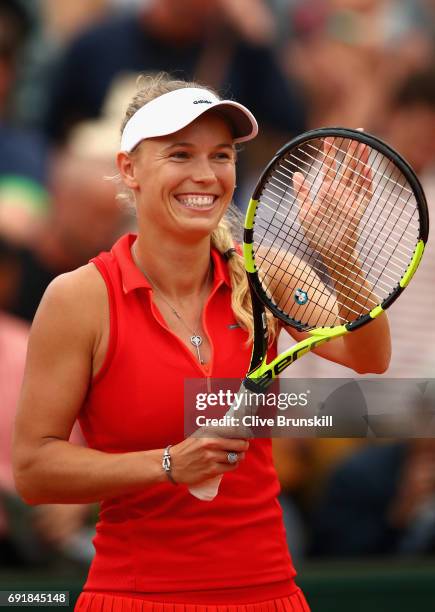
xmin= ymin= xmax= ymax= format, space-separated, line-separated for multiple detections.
xmin=189 ymin=127 xmax=429 ymax=501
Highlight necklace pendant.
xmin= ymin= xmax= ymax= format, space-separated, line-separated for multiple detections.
xmin=190 ymin=334 xmax=204 ymax=364
xmin=190 ymin=334 xmax=203 ymax=347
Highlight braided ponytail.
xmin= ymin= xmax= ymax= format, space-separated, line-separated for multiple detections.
xmin=211 ymin=207 xmax=278 ymax=345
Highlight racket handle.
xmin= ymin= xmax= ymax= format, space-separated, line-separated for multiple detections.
xmin=189 ymin=475 xmax=223 ymax=501
xmin=188 ymin=382 xmax=259 ymax=501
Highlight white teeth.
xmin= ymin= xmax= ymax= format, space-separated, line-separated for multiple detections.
xmin=176 ymin=195 xmax=215 ymax=208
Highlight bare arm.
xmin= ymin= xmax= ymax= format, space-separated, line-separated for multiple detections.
xmin=286 ymin=252 xmax=390 ymax=374
xmin=259 ymin=246 xmax=390 ymax=374
xmin=305 ymin=253 xmax=391 ymax=374
xmin=13 ymin=266 xmax=247 ymax=505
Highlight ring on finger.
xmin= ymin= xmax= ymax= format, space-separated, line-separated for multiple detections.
xmin=227 ymin=452 xmax=239 ymax=464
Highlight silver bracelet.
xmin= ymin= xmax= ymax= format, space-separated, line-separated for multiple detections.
xmin=162 ymin=445 xmax=177 ymax=485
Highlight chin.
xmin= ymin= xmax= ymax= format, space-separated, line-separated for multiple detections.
xmin=173 ymin=209 xmax=227 ymax=237
xmin=175 ymin=217 xmax=220 ymax=241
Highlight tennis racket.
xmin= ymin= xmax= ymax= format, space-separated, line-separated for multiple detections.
xmin=189 ymin=127 xmax=429 ymax=500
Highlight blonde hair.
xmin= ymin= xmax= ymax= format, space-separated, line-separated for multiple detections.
xmin=119 ymin=72 xmax=278 ymax=345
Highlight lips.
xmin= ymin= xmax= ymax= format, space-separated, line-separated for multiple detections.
xmin=174 ymin=194 xmax=218 ymax=209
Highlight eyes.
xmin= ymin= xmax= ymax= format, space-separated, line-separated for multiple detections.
xmin=169 ymin=150 xmax=235 ymax=162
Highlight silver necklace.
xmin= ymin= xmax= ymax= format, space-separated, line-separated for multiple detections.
xmin=133 ymin=247 xmax=211 ymax=365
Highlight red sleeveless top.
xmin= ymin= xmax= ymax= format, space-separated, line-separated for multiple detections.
xmin=78 ymin=234 xmax=297 ymax=603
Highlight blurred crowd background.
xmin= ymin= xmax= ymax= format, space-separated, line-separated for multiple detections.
xmin=1 ymin=0 xmax=435 ymax=580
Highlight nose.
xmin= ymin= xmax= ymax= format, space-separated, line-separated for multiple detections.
xmin=191 ymin=156 xmax=217 ymax=184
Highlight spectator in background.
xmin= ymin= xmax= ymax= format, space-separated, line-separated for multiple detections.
xmin=0 ymin=238 xmax=93 ymax=567
xmin=40 ymin=0 xmax=110 ymax=45
xmin=285 ymin=0 xmax=434 ymax=129
xmin=310 ymin=382 xmax=435 ymax=557
xmin=42 ymin=0 xmax=306 ymax=167
xmin=371 ymin=66 xmax=435 ymax=379
xmin=0 ymin=0 xmax=49 ymax=245
xmin=6 ymin=121 xmax=127 ymax=321
xmin=310 ymin=440 xmax=435 ymax=556
xmin=0 ymin=238 xmax=28 ymax=566
xmin=372 ymin=65 xmax=435 ymax=175
xmin=273 ymin=438 xmax=313 ymax=560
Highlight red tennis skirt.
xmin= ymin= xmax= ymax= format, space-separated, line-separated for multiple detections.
xmin=75 ymin=590 xmax=310 ymax=612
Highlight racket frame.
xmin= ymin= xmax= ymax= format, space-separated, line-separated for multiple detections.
xmin=242 ymin=127 xmax=429 ymax=391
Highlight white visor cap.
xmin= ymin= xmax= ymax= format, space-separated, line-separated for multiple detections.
xmin=120 ymin=87 xmax=258 ymax=152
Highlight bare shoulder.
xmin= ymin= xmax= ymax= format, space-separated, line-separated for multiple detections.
xmin=40 ymin=263 xmax=105 ymax=307
xmin=38 ymin=263 xmax=105 ymax=315
xmin=33 ymin=263 xmax=107 ymax=349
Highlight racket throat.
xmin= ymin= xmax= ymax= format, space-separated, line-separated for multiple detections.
xmin=246 ymin=325 xmax=347 ymax=391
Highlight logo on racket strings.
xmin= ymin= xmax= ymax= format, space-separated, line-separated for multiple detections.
xmin=294 ymin=289 xmax=308 ymax=305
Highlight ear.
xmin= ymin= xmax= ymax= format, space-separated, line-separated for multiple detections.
xmin=116 ymin=151 xmax=139 ymax=190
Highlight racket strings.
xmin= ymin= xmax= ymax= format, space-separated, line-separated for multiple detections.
xmin=275 ymin=161 xmax=419 ymax=247
xmin=259 ymin=185 xmax=414 ymax=301
xmin=298 ymin=151 xmax=412 ymax=298
xmin=255 ymin=202 xmax=398 ymax=286
xmin=271 ymin=140 xmax=416 ymax=267
xmin=257 ymin=247 xmax=372 ymax=319
xmin=284 ymin=139 xmax=381 ymax=323
xmin=277 ymin=153 xmax=412 ymax=224
xmin=262 ymin=142 xmax=396 ymax=284
xmin=258 ymin=141 xmax=332 ymax=311
xmin=343 ymin=170 xmax=414 ymax=318
xmin=252 ymin=136 xmax=420 ymax=328
xmin=358 ymin=198 xmax=417 ymax=317
xmin=262 ymin=184 xmax=416 ymax=268
xmin=335 ymin=151 xmax=415 ymax=318
xmin=256 ymin=221 xmax=394 ymax=297
xmin=304 ymin=141 xmax=414 ymax=202
xmin=260 ymin=137 xmax=362 ymax=323
xmin=258 ymin=138 xmax=333 ymax=289
xmin=279 ymin=148 xmax=419 ymax=250
xmin=272 ymin=166 xmax=417 ymax=238
xmin=272 ymin=149 xmax=414 ymax=325
xmin=262 ymin=137 xmax=374 ymax=306
xmin=287 ymin=142 xmax=418 ymax=252
xmin=259 ymin=139 xmax=351 ymax=325
xmin=264 ymin=152 xmax=415 ymax=325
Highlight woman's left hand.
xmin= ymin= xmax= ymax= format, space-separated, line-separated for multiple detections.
xmin=293 ymin=137 xmax=373 ymax=265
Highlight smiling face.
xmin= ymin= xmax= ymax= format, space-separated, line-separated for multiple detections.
xmin=117 ymin=112 xmax=236 ymax=244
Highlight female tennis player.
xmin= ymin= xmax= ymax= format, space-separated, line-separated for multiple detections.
xmin=13 ymin=74 xmax=391 ymax=612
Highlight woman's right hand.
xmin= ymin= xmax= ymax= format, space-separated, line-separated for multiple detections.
xmin=169 ymin=429 xmax=250 ymax=486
